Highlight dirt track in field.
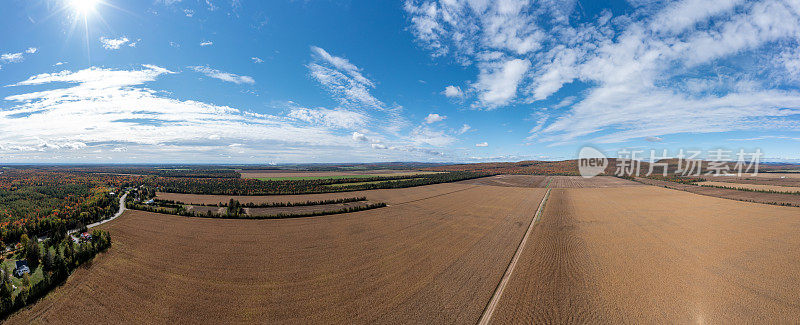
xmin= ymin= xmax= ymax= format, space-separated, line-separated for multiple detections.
xmin=491 ymin=186 xmax=800 ymax=323
xmin=9 ymin=183 xmax=546 ymax=324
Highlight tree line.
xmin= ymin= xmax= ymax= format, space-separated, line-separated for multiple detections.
xmin=127 ymin=197 xmax=387 ymax=220
xmin=0 ymin=229 xmax=112 ymax=319
xmin=144 ymin=171 xmax=489 ymax=195
xmin=153 ymin=196 xmax=368 ymax=208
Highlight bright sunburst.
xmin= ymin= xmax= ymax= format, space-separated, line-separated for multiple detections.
xmin=69 ymin=0 xmax=100 ymax=15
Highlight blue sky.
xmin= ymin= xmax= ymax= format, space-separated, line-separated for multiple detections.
xmin=1 ymin=0 xmax=799 ymax=163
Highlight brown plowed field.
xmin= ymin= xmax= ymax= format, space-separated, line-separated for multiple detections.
xmin=697 ymin=181 xmax=800 ymax=193
xmin=745 ymin=172 xmax=800 ymax=178
xmin=156 ymin=182 xmax=472 ymax=206
xmin=491 ymin=186 xmax=800 ymax=323
xmin=459 ymin=175 xmax=549 ymax=187
xmin=637 ymin=177 xmax=800 ymax=206
xmin=547 ymin=176 xmax=642 ymax=188
xmin=9 ymin=184 xmax=547 ymax=324
xmin=701 ymin=175 xmax=800 ymax=187
xmin=460 ymin=175 xmax=642 ymax=188
xmin=239 ymin=170 xmax=437 ymax=179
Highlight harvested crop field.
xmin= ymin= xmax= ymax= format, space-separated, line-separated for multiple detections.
xmin=9 ymin=183 xmax=547 ymax=323
xmin=460 ymin=175 xmax=641 ymax=188
xmin=546 ymin=176 xmax=642 ymax=188
xmin=744 ymin=172 xmax=800 ymax=178
xmin=637 ymin=177 xmax=800 ymax=206
xmin=490 ymin=186 xmax=800 ymax=323
xmin=697 ymin=181 xmax=800 ymax=193
xmin=156 ymin=182 xmax=474 ymax=206
xmin=700 ymin=175 xmax=800 ymax=187
xmin=460 ymin=174 xmax=549 ymax=187
xmin=239 ymin=170 xmax=439 ymax=179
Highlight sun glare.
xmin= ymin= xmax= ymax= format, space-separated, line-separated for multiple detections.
xmin=69 ymin=0 xmax=99 ymax=15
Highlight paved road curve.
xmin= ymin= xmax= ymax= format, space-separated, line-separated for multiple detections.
xmin=68 ymin=192 xmax=128 ymax=235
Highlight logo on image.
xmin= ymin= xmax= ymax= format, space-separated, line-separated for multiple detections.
xmin=578 ymin=147 xmax=608 ymax=178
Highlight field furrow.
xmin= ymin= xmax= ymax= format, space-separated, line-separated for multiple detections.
xmin=491 ymin=186 xmax=800 ymax=323
xmin=8 ymin=183 xmax=546 ymax=324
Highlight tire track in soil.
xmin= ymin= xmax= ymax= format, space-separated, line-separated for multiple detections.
xmin=488 ymin=188 xmax=608 ymax=324
xmin=477 ymin=185 xmax=551 ymax=325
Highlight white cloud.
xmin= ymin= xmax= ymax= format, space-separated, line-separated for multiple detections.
xmin=205 ymin=0 xmax=217 ymax=11
xmin=409 ymin=126 xmax=456 ymax=147
xmin=475 ymin=142 xmax=488 ymax=147
xmin=12 ymin=64 xmax=173 ymax=89
xmin=288 ymin=106 xmax=368 ymax=129
xmin=99 ymin=36 xmax=130 ymax=50
xmin=189 ymin=66 xmax=255 ymax=84
xmin=200 ymin=41 xmax=213 ymax=47
xmin=645 ymin=136 xmax=663 ymax=142
xmin=406 ymin=0 xmax=800 ymax=143
xmin=458 ymin=123 xmax=471 ymax=134
xmin=308 ymin=46 xmax=385 ymax=112
xmin=1 ymin=66 xmax=351 ymax=156
xmin=424 ymin=113 xmax=446 ymax=123
xmin=442 ymin=85 xmax=462 ymax=97
xmin=474 ymin=58 xmax=530 ymax=108
xmin=251 ymin=57 xmax=263 ymax=63
xmin=184 ymin=9 xmax=194 ymax=17
xmin=25 ymin=47 xmax=37 ymax=54
xmin=352 ymin=131 xmax=369 ymax=142
xmin=1 ymin=53 xmax=23 ymax=63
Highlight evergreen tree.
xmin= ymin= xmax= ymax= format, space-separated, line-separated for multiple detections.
xmin=25 ymin=238 xmax=40 ymax=269
xmin=0 ymin=265 xmax=12 ymax=312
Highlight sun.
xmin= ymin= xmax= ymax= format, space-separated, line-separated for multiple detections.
xmin=69 ymin=0 xmax=100 ymax=15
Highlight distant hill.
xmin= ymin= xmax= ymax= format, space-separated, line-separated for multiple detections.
xmin=426 ymin=159 xmax=800 ymax=176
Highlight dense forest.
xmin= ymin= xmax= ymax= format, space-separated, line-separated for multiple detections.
xmin=0 ymin=169 xmax=136 ymax=246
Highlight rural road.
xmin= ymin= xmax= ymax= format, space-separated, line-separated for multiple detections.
xmin=67 ymin=192 xmax=128 ymax=235
xmin=478 ymin=187 xmax=551 ymax=325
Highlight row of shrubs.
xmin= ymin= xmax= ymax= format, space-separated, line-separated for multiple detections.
xmin=638 ymin=178 xmax=800 ymax=208
xmin=698 ymin=184 xmax=800 ymax=195
xmin=153 ymin=197 xmax=368 ymax=208
xmin=0 ymin=229 xmax=112 ymax=319
xmin=127 ymin=201 xmax=387 ymax=220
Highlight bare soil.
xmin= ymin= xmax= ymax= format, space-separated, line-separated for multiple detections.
xmin=547 ymin=176 xmax=643 ymax=188
xmin=637 ymin=177 xmax=800 ymax=206
xmin=156 ymin=182 xmax=474 ymax=206
xmin=9 ymin=184 xmax=546 ymax=324
xmin=491 ymin=186 xmax=800 ymax=323
xmin=239 ymin=170 xmax=437 ymax=179
xmin=700 ymin=175 xmax=800 ymax=187
xmin=459 ymin=175 xmax=549 ymax=187
xmin=697 ymin=181 xmax=800 ymax=193
xmin=460 ymin=175 xmax=642 ymax=188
